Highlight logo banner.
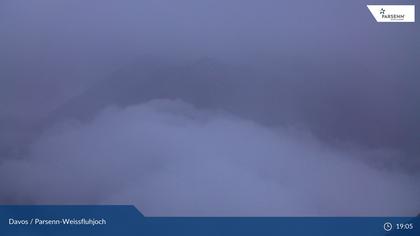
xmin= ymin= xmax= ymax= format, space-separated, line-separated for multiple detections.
xmin=367 ymin=5 xmax=415 ymax=22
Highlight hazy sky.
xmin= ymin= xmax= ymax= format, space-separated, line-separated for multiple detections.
xmin=0 ymin=0 xmax=419 ymax=216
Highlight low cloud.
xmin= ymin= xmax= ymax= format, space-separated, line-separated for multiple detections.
xmin=0 ymin=99 xmax=419 ymax=216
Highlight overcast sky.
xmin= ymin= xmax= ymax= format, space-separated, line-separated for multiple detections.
xmin=0 ymin=0 xmax=419 ymax=216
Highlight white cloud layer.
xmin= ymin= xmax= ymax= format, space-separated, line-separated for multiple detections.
xmin=1 ymin=99 xmax=419 ymax=216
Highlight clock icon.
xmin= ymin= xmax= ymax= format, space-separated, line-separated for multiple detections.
xmin=384 ymin=222 xmax=393 ymax=232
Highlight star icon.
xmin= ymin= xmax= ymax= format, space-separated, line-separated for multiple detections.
xmin=380 ymin=8 xmax=385 ymax=14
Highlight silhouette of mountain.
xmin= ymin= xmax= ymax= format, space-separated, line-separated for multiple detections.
xmin=40 ymin=56 xmax=419 ymax=168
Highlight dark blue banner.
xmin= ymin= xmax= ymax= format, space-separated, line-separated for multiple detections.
xmin=0 ymin=206 xmax=418 ymax=236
